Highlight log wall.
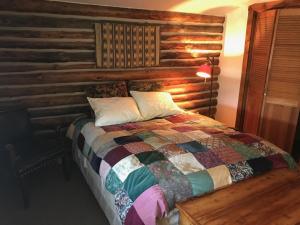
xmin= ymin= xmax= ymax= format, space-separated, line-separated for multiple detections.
xmin=0 ymin=0 xmax=224 ymax=136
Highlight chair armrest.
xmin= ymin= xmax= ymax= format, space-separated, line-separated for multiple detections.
xmin=55 ymin=125 xmax=64 ymax=138
xmin=4 ymin=144 xmax=21 ymax=170
xmin=55 ymin=126 xmax=71 ymax=152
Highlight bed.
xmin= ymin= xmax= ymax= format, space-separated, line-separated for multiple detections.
xmin=66 ymin=112 xmax=297 ymax=225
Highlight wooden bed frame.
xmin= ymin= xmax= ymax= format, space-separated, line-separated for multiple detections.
xmin=176 ymin=168 xmax=300 ymax=225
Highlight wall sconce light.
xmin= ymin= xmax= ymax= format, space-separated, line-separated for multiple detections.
xmin=196 ymin=57 xmax=215 ymax=118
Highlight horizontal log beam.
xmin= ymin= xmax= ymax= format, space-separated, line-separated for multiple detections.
xmin=0 ymin=67 xmax=221 ymax=85
xmin=161 ymin=25 xmax=223 ymax=34
xmin=0 ymin=82 xmax=99 ymax=97
xmin=28 ymin=104 xmax=89 ymax=117
xmin=160 ymin=42 xmax=222 ymax=51
xmin=0 ymin=49 xmax=95 ymax=62
xmin=161 ymin=34 xmax=223 ymax=42
xmin=0 ymin=83 xmax=219 ymax=111
xmin=0 ymin=27 xmax=95 ymax=39
xmin=31 ymin=113 xmax=85 ymax=130
xmin=128 ymin=76 xmax=218 ymax=87
xmin=0 ymin=14 xmax=94 ymax=29
xmin=0 ymin=12 xmax=224 ymax=30
xmin=172 ymin=91 xmax=218 ymax=102
xmin=0 ymin=93 xmax=87 ymax=108
xmin=188 ymin=106 xmax=217 ymax=115
xmin=1 ymin=77 xmax=219 ymax=97
xmin=0 ymin=37 xmax=95 ymax=50
xmin=177 ymin=98 xmax=217 ymax=110
xmin=163 ymin=82 xmax=219 ymax=95
xmin=0 ymin=0 xmax=225 ymax=24
xmin=160 ymin=58 xmax=219 ymax=67
xmin=0 ymin=62 xmax=96 ymax=73
xmin=160 ymin=51 xmax=220 ymax=59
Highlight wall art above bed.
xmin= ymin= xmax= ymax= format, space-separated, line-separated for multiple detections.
xmin=95 ymin=22 xmax=160 ymax=68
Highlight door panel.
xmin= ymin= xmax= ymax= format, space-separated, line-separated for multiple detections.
xmin=260 ymin=98 xmax=299 ymax=153
xmin=259 ymin=9 xmax=300 ymax=153
xmin=243 ymin=10 xmax=277 ymax=134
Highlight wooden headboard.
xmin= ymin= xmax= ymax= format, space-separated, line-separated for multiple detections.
xmin=0 ymin=0 xmax=224 ymax=136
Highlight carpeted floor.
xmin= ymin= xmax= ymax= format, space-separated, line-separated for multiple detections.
xmin=0 ymin=163 xmax=110 ymax=225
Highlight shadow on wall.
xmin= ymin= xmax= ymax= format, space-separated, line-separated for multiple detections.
xmin=215 ymin=6 xmax=249 ymax=127
xmin=215 ymin=57 xmax=244 ymax=128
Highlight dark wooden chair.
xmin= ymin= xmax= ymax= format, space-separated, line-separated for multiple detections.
xmin=0 ymin=107 xmax=71 ymax=209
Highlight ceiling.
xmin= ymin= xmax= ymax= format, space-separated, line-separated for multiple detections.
xmin=50 ymin=0 xmax=276 ymax=16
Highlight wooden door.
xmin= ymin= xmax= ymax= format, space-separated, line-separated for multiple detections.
xmin=259 ymin=8 xmax=300 ymax=153
xmin=242 ymin=10 xmax=277 ymax=134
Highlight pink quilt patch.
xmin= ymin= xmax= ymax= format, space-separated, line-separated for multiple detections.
xmin=129 ymin=185 xmax=168 ymax=225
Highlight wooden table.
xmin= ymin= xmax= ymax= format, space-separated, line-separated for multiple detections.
xmin=176 ymin=168 xmax=300 ymax=225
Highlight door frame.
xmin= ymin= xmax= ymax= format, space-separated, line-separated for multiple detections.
xmin=235 ymin=0 xmax=300 ymax=130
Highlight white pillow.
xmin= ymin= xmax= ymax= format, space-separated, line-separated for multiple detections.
xmin=87 ymin=97 xmax=143 ymax=127
xmin=130 ymin=91 xmax=183 ymax=120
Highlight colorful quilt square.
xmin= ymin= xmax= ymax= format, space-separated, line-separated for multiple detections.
xmin=114 ymin=135 xmax=143 ymax=145
xmin=112 ymin=155 xmax=143 ymax=182
xmin=157 ymin=144 xmax=186 ymax=158
xmin=177 ymin=141 xmax=208 ymax=153
xmin=193 ymin=151 xmax=223 ymax=169
xmin=228 ymin=133 xmax=260 ymax=145
xmin=283 ymin=154 xmax=298 ymax=169
xmin=104 ymin=146 xmax=132 ymax=167
xmin=250 ymin=142 xmax=276 ymax=156
xmin=123 ymin=166 xmax=157 ymax=201
xmin=138 ymin=119 xmax=172 ymax=129
xmin=165 ymin=114 xmax=189 ymax=123
xmin=125 ymin=206 xmax=145 ymax=225
xmin=227 ymin=161 xmax=253 ymax=182
xmin=120 ymin=123 xmax=141 ymax=131
xmin=94 ymin=130 xmax=129 ymax=151
xmin=164 ymin=133 xmax=193 ymax=144
xmin=77 ymin=133 xmax=85 ymax=151
xmin=198 ymin=137 xmax=226 ymax=150
xmin=266 ymin=154 xmax=288 ymax=169
xmin=197 ymin=127 xmax=223 ymax=135
xmin=260 ymin=140 xmax=286 ymax=154
xmin=246 ymin=157 xmax=273 ymax=175
xmin=81 ymin=122 xmax=105 ymax=145
xmin=124 ymin=142 xmax=153 ymax=154
xmin=115 ymin=189 xmax=133 ymax=224
xmin=183 ymin=130 xmax=211 ymax=140
xmin=228 ymin=142 xmax=262 ymax=160
xmin=211 ymin=147 xmax=245 ymax=164
xmin=90 ymin=153 xmax=102 ymax=174
xmin=82 ymin=142 xmax=91 ymax=158
xmin=169 ymin=153 xmax=205 ymax=175
xmin=207 ymin=165 xmax=232 ymax=189
xmin=135 ymin=151 xmax=166 ymax=165
xmin=105 ymin=169 xmax=123 ymax=194
xmin=102 ymin=124 xmax=123 ymax=132
xmin=130 ymin=185 xmax=168 ymax=225
xmin=148 ymin=160 xmax=192 ymax=208
xmin=186 ymin=171 xmax=214 ymax=196
xmin=152 ymin=129 xmax=178 ymax=137
xmin=172 ymin=126 xmax=198 ymax=132
xmin=135 ymin=131 xmax=157 ymax=140
xmin=144 ymin=136 xmax=171 ymax=149
xmin=99 ymin=160 xmax=111 ymax=182
xmin=94 ymin=140 xmax=118 ymax=158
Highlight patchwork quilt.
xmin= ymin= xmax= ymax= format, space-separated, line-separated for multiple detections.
xmin=67 ymin=113 xmax=297 ymax=225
